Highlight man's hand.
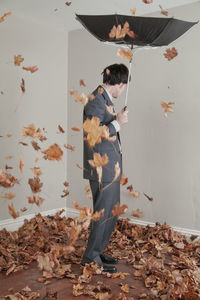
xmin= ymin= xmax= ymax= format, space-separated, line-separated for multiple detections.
xmin=116 ymin=108 xmax=128 ymax=126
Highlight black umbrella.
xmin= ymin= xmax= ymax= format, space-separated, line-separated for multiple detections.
xmin=76 ymin=14 xmax=198 ymax=108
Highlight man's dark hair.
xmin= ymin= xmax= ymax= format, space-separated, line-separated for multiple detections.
xmin=102 ymin=63 xmax=129 ymax=85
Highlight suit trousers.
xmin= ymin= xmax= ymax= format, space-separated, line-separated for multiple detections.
xmin=82 ymin=180 xmax=120 ymax=265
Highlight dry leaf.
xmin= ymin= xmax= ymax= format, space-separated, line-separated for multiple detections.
xmin=163 ymin=47 xmax=178 ymax=61
xmin=14 ymin=55 xmax=24 ymax=66
xmin=117 ymin=48 xmax=133 ymax=61
xmin=6 ymin=134 xmax=12 ymax=138
xmin=5 ymin=164 xmax=13 ymax=170
xmin=80 ymin=79 xmax=86 ymax=87
xmin=22 ymin=66 xmax=38 ymax=73
xmin=76 ymin=163 xmax=83 ymax=170
xmin=22 ymin=124 xmax=43 ymax=139
xmin=0 ymin=12 xmax=11 ymax=23
xmin=61 ymin=189 xmax=69 ymax=198
xmin=0 ymin=193 xmax=16 ymax=200
xmin=101 ymin=125 xmax=116 ymax=143
xmin=88 ymin=93 xmax=95 ymax=101
xmin=19 ymin=156 xmax=24 ymax=173
xmin=85 ymin=185 xmax=92 ymax=200
xmin=31 ymin=167 xmax=43 ymax=176
xmin=109 ymin=22 xmax=135 ymax=40
xmin=89 ymin=153 xmax=109 ymax=183
xmin=132 ymin=209 xmax=143 ymax=218
xmin=98 ymin=87 xmax=104 ymax=94
xmin=28 ymin=177 xmax=43 ymax=193
xmin=27 ymin=194 xmax=44 ymax=206
xmin=127 ymin=185 xmax=140 ymax=198
xmin=20 ymin=207 xmax=27 ymax=212
xmin=142 ymin=0 xmax=153 ymax=3
xmin=70 ymin=88 xmax=88 ymax=106
xmin=31 ymin=140 xmax=41 ymax=151
xmin=73 ymin=201 xmax=93 ymax=219
xmin=58 ymin=125 xmax=65 ymax=133
xmin=105 ymin=105 xmax=116 ymax=116
xmin=120 ymin=173 xmax=128 ymax=186
xmin=19 ymin=141 xmax=28 ymax=146
xmin=159 ymin=5 xmax=168 ymax=16
xmin=112 ymin=202 xmax=128 ymax=217
xmin=83 ymin=117 xmax=104 ymax=147
xmin=113 ymin=162 xmax=120 ymax=182
xmin=121 ymin=284 xmax=129 ymax=293
xmin=71 ymin=127 xmax=81 ymax=132
xmin=35 ymin=157 xmax=39 ymax=163
xmin=42 ymin=143 xmax=63 ymax=161
xmin=0 ymin=169 xmax=18 ymax=188
xmin=131 ymin=8 xmax=136 ymax=15
xmin=64 ymin=144 xmax=75 ymax=151
xmin=8 ymin=203 xmax=19 ymax=219
xmin=161 ymin=101 xmax=175 ymax=118
xmin=21 ymin=78 xmax=25 ymax=93
xmin=65 ymin=1 xmax=72 ymax=5
xmin=143 ymin=192 xmax=153 ymax=201
xmin=5 ymin=155 xmax=13 ymax=160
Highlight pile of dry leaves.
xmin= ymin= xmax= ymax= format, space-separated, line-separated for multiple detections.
xmin=0 ymin=210 xmax=199 ymax=299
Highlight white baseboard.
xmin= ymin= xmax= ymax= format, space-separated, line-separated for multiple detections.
xmin=66 ymin=207 xmax=200 ymax=237
xmin=0 ymin=207 xmax=66 ymax=232
xmin=1 ymin=207 xmax=200 ymax=238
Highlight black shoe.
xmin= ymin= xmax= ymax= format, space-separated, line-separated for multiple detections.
xmin=102 ymin=264 xmax=117 ymax=273
xmin=100 ymin=253 xmax=118 ymax=264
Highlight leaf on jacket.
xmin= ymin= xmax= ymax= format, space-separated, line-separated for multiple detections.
xmin=83 ymin=117 xmax=104 ymax=147
xmin=120 ymin=173 xmax=128 ymax=185
xmin=8 ymin=203 xmax=20 ymax=219
xmin=64 ymin=144 xmax=75 ymax=151
xmin=0 ymin=12 xmax=11 ymax=23
xmin=127 ymin=185 xmax=140 ymax=198
xmin=131 ymin=208 xmax=143 ymax=218
xmin=117 ymin=48 xmax=133 ymax=61
xmin=28 ymin=177 xmax=43 ymax=193
xmin=101 ymin=125 xmax=116 ymax=143
xmin=42 ymin=143 xmax=63 ymax=160
xmin=163 ymin=47 xmax=178 ymax=61
xmin=98 ymin=87 xmax=104 ymax=94
xmin=22 ymin=66 xmax=38 ymax=73
xmin=0 ymin=193 xmax=16 ymax=200
xmin=85 ymin=185 xmax=92 ymax=200
xmin=113 ymin=162 xmax=120 ymax=182
xmin=14 ymin=55 xmax=24 ymax=66
xmin=159 ymin=5 xmax=168 ymax=16
xmin=105 ymin=105 xmax=116 ymax=116
xmin=161 ymin=101 xmax=175 ymax=118
xmin=112 ymin=202 xmax=128 ymax=217
xmin=89 ymin=153 xmax=109 ymax=184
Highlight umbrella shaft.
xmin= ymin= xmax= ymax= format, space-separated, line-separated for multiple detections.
xmin=124 ymin=59 xmax=132 ymax=108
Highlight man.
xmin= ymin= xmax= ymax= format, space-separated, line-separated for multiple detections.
xmin=82 ymin=63 xmax=129 ymax=273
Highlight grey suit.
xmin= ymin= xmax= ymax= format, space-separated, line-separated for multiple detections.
xmin=82 ymin=86 xmax=122 ymax=265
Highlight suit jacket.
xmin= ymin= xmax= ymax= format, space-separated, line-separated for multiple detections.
xmin=83 ymin=86 xmax=122 ymax=183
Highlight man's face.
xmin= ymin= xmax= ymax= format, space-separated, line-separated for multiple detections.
xmin=112 ymin=83 xmax=126 ymax=98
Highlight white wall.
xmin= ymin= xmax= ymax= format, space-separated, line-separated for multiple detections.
xmin=67 ymin=2 xmax=200 ymax=232
xmin=0 ymin=13 xmax=68 ymax=220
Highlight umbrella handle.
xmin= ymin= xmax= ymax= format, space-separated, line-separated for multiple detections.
xmin=124 ymin=106 xmax=127 ymax=111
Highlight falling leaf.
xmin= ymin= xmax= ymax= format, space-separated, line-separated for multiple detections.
xmin=5 ymin=164 xmax=13 ymax=170
xmin=70 ymin=89 xmax=89 ymax=106
xmin=5 ymin=155 xmax=13 ymax=160
xmin=106 ymin=105 xmax=116 ymax=116
xmin=31 ymin=167 xmax=43 ymax=177
xmin=27 ymin=194 xmax=44 ymax=206
xmin=8 ymin=203 xmax=19 ymax=219
xmin=42 ymin=143 xmax=63 ymax=161
xmin=98 ymin=87 xmax=104 ymax=94
xmin=6 ymin=134 xmax=12 ymax=138
xmin=0 ymin=91 xmax=4 ymax=95
xmin=89 ymin=153 xmax=109 ymax=183
xmin=117 ymin=48 xmax=133 ymax=61
xmin=22 ymin=66 xmax=38 ymax=73
xmin=28 ymin=177 xmax=43 ymax=193
xmin=85 ymin=185 xmax=92 ymax=200
xmin=131 ymin=8 xmax=136 ymax=15
xmin=88 ymin=93 xmax=95 ymax=101
xmin=163 ymin=47 xmax=178 ymax=61
xmin=0 ymin=12 xmax=11 ymax=23
xmin=22 ymin=124 xmax=43 ymax=139
xmin=80 ymin=79 xmax=86 ymax=87
xmin=159 ymin=5 xmax=168 ymax=16
xmin=83 ymin=117 xmax=104 ymax=147
xmin=121 ymin=284 xmax=129 ymax=293
xmin=76 ymin=163 xmax=83 ymax=170
xmin=64 ymin=144 xmax=75 ymax=151
xmin=127 ymin=185 xmax=140 ymax=198
xmin=0 ymin=169 xmax=18 ymax=188
xmin=19 ymin=156 xmax=24 ymax=173
xmin=132 ymin=208 xmax=143 ymax=218
xmin=120 ymin=173 xmax=128 ymax=185
xmin=19 ymin=141 xmax=28 ymax=146
xmin=35 ymin=157 xmax=39 ymax=163
xmin=21 ymin=78 xmax=25 ymax=93
xmin=161 ymin=101 xmax=175 ymax=118
xmin=65 ymin=1 xmax=72 ymax=5
xmin=142 ymin=0 xmax=153 ymax=3
xmin=63 ymin=181 xmax=69 ymax=187
xmin=0 ymin=193 xmax=16 ymax=200
xmin=61 ymin=189 xmax=69 ymax=198
xmin=71 ymin=127 xmax=81 ymax=132
xmin=143 ymin=192 xmax=153 ymax=201
xmin=31 ymin=140 xmax=41 ymax=151
xmin=109 ymin=22 xmax=135 ymax=40
xmin=57 ymin=125 xmax=65 ymax=133
xmin=113 ymin=162 xmax=120 ymax=182
xmin=20 ymin=207 xmax=27 ymax=212
xmin=112 ymin=202 xmax=128 ymax=217
xmin=14 ymin=55 xmax=24 ymax=66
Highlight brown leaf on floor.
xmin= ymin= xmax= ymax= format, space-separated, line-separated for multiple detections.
xmin=0 ymin=169 xmax=19 ymax=188
xmin=4 ymin=285 xmax=40 ymax=299
xmin=80 ymin=79 xmax=86 ymax=87
xmin=14 ymin=54 xmax=24 ymax=66
xmin=159 ymin=4 xmax=168 ymax=16
xmin=143 ymin=192 xmax=153 ymax=201
xmin=0 ymin=12 xmax=11 ymax=23
xmin=58 ymin=125 xmax=65 ymax=133
xmin=127 ymin=185 xmax=140 ymax=198
xmin=112 ymin=202 xmax=128 ymax=217
xmin=163 ymin=47 xmax=178 ymax=61
xmin=28 ymin=176 xmax=43 ymax=193
xmin=117 ymin=48 xmax=133 ymax=61
xmin=22 ymin=66 xmax=38 ymax=73
xmin=0 ymin=193 xmax=16 ymax=200
xmin=8 ymin=203 xmax=20 ymax=219
xmin=120 ymin=173 xmax=128 ymax=186
xmin=64 ymin=144 xmax=75 ymax=151
xmin=42 ymin=143 xmax=63 ymax=161
xmin=21 ymin=78 xmax=25 ymax=93
xmin=161 ymin=101 xmax=175 ymax=118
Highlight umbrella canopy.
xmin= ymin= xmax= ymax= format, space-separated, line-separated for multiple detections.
xmin=76 ymin=14 xmax=198 ymax=48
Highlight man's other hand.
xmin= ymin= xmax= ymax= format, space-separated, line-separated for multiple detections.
xmin=116 ymin=108 xmax=128 ymax=126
